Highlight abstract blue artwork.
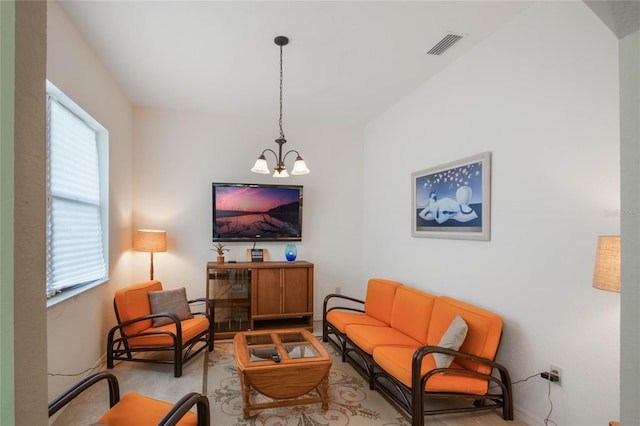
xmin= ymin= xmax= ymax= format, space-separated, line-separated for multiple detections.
xmin=412 ymin=152 xmax=491 ymax=241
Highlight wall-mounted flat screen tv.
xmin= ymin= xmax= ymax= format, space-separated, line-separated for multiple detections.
xmin=212 ymin=182 xmax=303 ymax=242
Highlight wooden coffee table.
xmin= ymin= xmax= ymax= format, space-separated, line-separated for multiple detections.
xmin=233 ymin=328 xmax=332 ymax=419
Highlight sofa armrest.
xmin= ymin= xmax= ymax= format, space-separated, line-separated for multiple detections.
xmin=48 ymin=372 xmax=120 ymax=417
xmin=115 ymin=312 xmax=182 ymax=330
xmin=322 ymin=293 xmax=365 ymax=318
xmin=411 ymin=346 xmax=512 ymax=395
xmin=188 ymin=298 xmax=214 ymax=318
xmin=188 ymin=297 xmax=213 ymax=310
xmin=158 ymin=392 xmax=210 ymax=426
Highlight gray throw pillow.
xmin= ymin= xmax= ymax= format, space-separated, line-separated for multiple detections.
xmin=433 ymin=314 xmax=468 ymax=368
xmin=148 ymin=287 xmax=193 ymax=327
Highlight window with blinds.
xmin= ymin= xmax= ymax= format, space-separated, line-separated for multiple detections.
xmin=46 ymin=81 xmax=109 ymax=299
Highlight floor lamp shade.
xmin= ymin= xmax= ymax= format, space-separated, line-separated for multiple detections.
xmin=134 ymin=230 xmax=167 ymax=280
xmin=593 ymin=235 xmax=620 ymax=293
xmin=134 ymin=229 xmax=167 ymax=253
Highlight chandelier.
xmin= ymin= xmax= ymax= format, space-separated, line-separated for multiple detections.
xmin=251 ymin=36 xmax=310 ymax=178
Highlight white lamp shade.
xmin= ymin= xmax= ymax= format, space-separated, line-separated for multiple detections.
xmin=291 ymin=158 xmax=310 ymax=175
xmin=251 ymin=157 xmax=270 ymax=174
xmin=273 ymin=168 xmax=289 ymax=178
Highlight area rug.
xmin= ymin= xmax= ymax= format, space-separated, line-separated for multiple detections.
xmin=50 ymin=340 xmax=517 ymax=426
xmin=206 ymin=340 xmax=411 ymax=426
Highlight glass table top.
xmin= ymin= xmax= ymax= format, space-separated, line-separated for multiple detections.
xmin=243 ymin=331 xmax=319 ymax=363
xmin=279 ymin=331 xmax=307 ymax=344
xmin=285 ymin=343 xmax=318 ymax=359
xmin=246 ymin=334 xmax=274 ymax=346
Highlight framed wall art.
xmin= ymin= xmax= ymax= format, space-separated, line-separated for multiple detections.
xmin=411 ymin=152 xmax=491 ymax=241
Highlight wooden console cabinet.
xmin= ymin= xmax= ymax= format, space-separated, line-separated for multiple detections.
xmin=206 ymin=261 xmax=314 ymax=339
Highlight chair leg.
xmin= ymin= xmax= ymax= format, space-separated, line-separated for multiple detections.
xmin=411 ymin=383 xmax=425 ymax=426
xmin=411 ymin=398 xmax=424 ymax=426
xmin=174 ymin=346 xmax=182 ymax=378
xmin=106 ymin=330 xmax=116 ymax=368
xmin=340 ymin=336 xmax=348 ymax=362
xmin=208 ymin=317 xmax=215 ymax=351
xmin=504 ymin=390 xmax=514 ymax=420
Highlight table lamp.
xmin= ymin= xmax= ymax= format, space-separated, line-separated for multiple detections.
xmin=134 ymin=229 xmax=167 ymax=280
xmin=592 ymin=235 xmax=620 ymax=293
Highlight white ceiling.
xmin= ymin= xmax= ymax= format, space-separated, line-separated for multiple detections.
xmin=58 ymin=1 xmax=534 ymax=125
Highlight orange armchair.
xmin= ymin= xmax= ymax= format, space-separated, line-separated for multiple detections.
xmin=48 ymin=372 xmax=210 ymax=426
xmin=107 ymin=280 xmax=214 ymax=377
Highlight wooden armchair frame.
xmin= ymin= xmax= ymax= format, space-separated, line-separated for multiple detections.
xmin=107 ymin=282 xmax=214 ymax=377
xmin=371 ymin=345 xmax=513 ymax=426
xmin=322 ymin=293 xmax=366 ymax=360
xmin=48 ymin=372 xmax=210 ymax=426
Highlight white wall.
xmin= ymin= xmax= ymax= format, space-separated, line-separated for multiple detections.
xmin=132 ymin=108 xmax=364 ymax=317
xmin=46 ymin=1 xmax=134 ymax=401
xmin=363 ymin=2 xmax=620 ymax=425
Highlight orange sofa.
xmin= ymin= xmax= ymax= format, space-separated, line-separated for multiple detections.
xmin=322 ymin=278 xmax=513 ymax=426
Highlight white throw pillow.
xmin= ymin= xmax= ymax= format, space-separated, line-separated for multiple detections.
xmin=433 ymin=314 xmax=468 ymax=368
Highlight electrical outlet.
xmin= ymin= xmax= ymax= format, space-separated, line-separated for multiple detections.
xmin=540 ymin=364 xmax=562 ymax=384
xmin=550 ymin=364 xmax=562 ymax=384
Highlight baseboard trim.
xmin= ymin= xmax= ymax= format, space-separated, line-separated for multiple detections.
xmin=514 ymin=403 xmax=543 ymax=425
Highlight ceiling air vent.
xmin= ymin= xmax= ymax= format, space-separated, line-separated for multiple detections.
xmin=426 ymin=32 xmax=464 ymax=56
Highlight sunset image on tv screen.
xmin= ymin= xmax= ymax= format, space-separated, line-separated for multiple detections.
xmin=213 ymin=185 xmax=302 ymax=241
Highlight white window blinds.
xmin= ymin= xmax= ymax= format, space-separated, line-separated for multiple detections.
xmin=47 ymin=96 xmax=106 ymax=297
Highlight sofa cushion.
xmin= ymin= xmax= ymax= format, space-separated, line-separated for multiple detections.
xmin=346 ymin=324 xmax=422 ymax=355
xmin=389 ymin=287 xmax=436 ymax=344
xmin=326 ymin=311 xmax=388 ymax=333
xmin=433 ymin=315 xmax=468 ymax=368
xmin=363 ymin=278 xmax=403 ymax=324
xmin=98 ymin=391 xmax=198 ymax=425
xmin=427 ymin=296 xmax=503 ymax=375
xmin=372 ymin=345 xmax=489 ymax=395
xmin=148 ymin=287 xmax=194 ymax=327
xmin=114 ymin=280 xmax=163 ymax=335
xmin=127 ymin=316 xmax=210 ymax=347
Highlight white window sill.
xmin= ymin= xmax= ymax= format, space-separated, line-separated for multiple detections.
xmin=46 ymin=277 xmax=111 ymax=308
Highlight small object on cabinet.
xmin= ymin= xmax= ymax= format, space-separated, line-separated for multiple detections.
xmin=285 ymin=243 xmax=297 ymax=262
xmin=212 ymin=242 xmax=229 ymax=263
xmin=251 ymin=249 xmax=264 ymax=262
